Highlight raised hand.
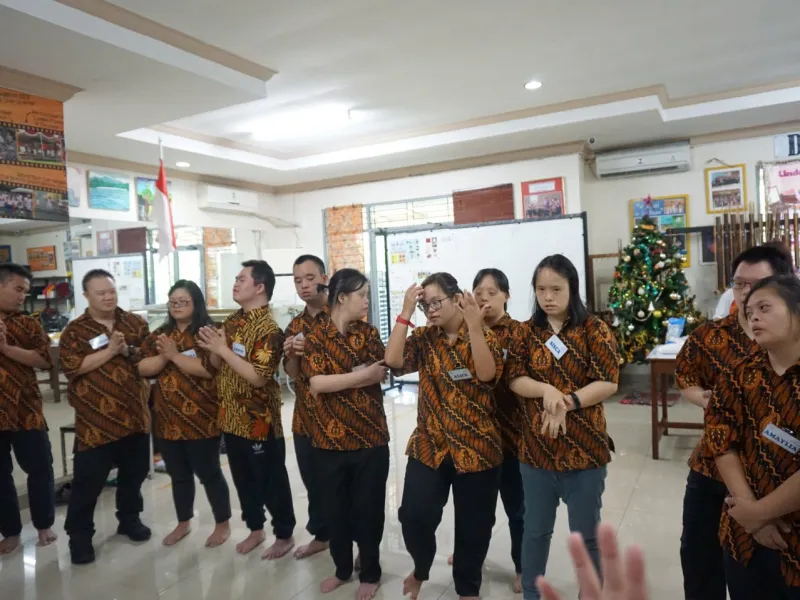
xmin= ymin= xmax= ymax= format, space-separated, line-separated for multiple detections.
xmin=109 ymin=331 xmax=126 ymax=356
xmin=402 ymin=284 xmax=424 ymax=318
xmin=198 ymin=326 xmax=227 ymax=355
xmin=156 ymin=334 xmax=178 ymax=360
xmin=456 ymin=290 xmax=483 ymax=330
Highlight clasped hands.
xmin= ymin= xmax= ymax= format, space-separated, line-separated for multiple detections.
xmin=540 ymin=385 xmax=575 ymax=439
xmin=724 ymin=496 xmax=791 ymax=551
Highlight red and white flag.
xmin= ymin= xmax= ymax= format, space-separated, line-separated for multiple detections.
xmin=152 ymin=159 xmax=176 ymax=260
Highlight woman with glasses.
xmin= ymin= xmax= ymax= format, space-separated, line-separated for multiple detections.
xmin=675 ymin=245 xmax=793 ymax=600
xmin=385 ymin=272 xmax=504 ymax=600
xmin=138 ymin=280 xmax=232 ymax=548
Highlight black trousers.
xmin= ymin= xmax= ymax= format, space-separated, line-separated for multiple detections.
xmin=159 ymin=437 xmax=231 ymax=524
xmin=316 ymin=445 xmax=389 ymax=584
xmin=399 ymin=456 xmax=500 ymax=598
xmin=0 ymin=429 xmax=55 ymax=537
xmin=65 ymin=433 xmax=149 ymax=540
xmin=680 ymin=469 xmax=728 ymax=600
xmin=225 ymin=431 xmax=296 ymax=539
xmin=725 ymin=547 xmax=800 ymax=600
xmin=499 ymin=452 xmax=524 ymax=574
xmin=294 ymin=434 xmax=329 ymax=542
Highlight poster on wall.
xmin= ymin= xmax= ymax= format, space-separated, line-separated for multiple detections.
xmin=96 ymin=230 xmax=116 ymax=256
xmin=135 ymin=176 xmax=172 ymax=222
xmin=764 ymin=161 xmax=800 ymax=214
xmin=88 ymin=171 xmax=131 ymax=212
xmin=704 ymin=164 xmax=747 ymax=214
xmin=521 ymin=177 xmax=565 ymax=220
xmin=27 ymin=246 xmax=57 ymax=272
xmin=629 ymin=195 xmax=691 ymax=267
xmin=0 ymin=245 xmax=10 ymax=263
xmin=66 ymin=166 xmax=84 ymax=208
xmin=0 ymin=87 xmax=69 ymax=223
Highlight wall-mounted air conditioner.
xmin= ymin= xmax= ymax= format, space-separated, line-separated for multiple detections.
xmin=594 ymin=142 xmax=691 ymax=179
xmin=196 ymin=184 xmax=259 ymax=214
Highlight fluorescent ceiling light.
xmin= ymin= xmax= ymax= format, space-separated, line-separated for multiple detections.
xmin=524 ymin=80 xmax=543 ymax=90
xmin=176 ymin=161 xmax=191 ymax=168
xmin=250 ymin=105 xmax=359 ymax=141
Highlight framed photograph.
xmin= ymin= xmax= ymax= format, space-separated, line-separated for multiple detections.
xmin=629 ymin=195 xmax=692 ymax=267
xmin=96 ymin=230 xmax=116 ymax=256
xmin=88 ymin=171 xmax=131 ymax=212
xmin=521 ymin=177 xmax=565 ymax=220
xmin=27 ymin=246 xmax=57 ymax=272
xmin=704 ymin=164 xmax=747 ymax=214
xmin=700 ymin=227 xmax=716 ymax=264
xmin=0 ymin=245 xmax=11 ymax=264
xmin=135 ymin=176 xmax=172 ymax=222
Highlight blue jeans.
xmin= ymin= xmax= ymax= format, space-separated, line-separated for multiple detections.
xmin=520 ymin=464 xmax=607 ymax=600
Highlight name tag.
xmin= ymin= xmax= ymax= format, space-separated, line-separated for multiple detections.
xmin=448 ymin=368 xmax=473 ymax=381
xmin=232 ymin=342 xmax=247 ymax=358
xmin=502 ymin=348 xmax=508 ymax=361
xmin=762 ymin=423 xmax=800 ymax=455
xmin=89 ymin=333 xmax=109 ymax=350
xmin=545 ymin=334 xmax=569 ymax=360
xmin=181 ymin=349 xmax=197 ymax=358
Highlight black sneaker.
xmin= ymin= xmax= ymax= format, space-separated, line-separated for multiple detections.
xmin=69 ymin=537 xmax=96 ymax=565
xmin=117 ymin=519 xmax=152 ymax=542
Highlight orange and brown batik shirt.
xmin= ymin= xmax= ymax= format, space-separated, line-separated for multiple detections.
xmin=301 ymin=318 xmax=389 ymax=451
xmin=393 ymin=323 xmax=504 ymax=473
xmin=217 ymin=305 xmax=285 ymax=441
xmin=675 ymin=313 xmax=757 ymax=480
xmin=284 ymin=306 xmax=328 ymax=437
xmin=491 ymin=314 xmax=525 ymax=455
xmin=506 ymin=315 xmax=620 ymax=472
xmin=58 ymin=308 xmax=150 ymax=450
xmin=0 ymin=312 xmax=53 ymax=432
xmin=140 ymin=326 xmax=220 ymax=441
xmin=704 ymin=350 xmax=800 ymax=587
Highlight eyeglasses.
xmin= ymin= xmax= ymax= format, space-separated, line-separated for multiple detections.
xmin=418 ymin=297 xmax=451 ymax=314
xmin=168 ymin=300 xmax=191 ymax=308
xmin=731 ymin=280 xmax=754 ymax=291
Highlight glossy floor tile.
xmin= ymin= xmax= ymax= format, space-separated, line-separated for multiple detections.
xmin=4 ymin=380 xmax=704 ymax=599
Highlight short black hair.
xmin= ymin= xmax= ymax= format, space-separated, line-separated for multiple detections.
xmin=0 ymin=263 xmax=32 ymax=284
xmin=473 ymin=268 xmax=510 ymax=310
xmin=82 ymin=269 xmax=115 ymax=292
xmin=321 ymin=268 xmax=369 ymax=309
xmin=531 ymin=254 xmax=589 ymax=327
xmin=293 ymin=254 xmax=326 ymax=274
xmin=241 ymin=260 xmax=276 ymax=300
xmin=731 ymin=245 xmax=794 ymax=278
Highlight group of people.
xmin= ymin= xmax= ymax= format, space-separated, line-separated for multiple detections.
xmin=1 ymin=241 xmax=798 ymax=600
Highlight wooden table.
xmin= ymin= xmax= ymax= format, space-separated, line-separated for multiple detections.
xmin=647 ymin=355 xmax=704 ymax=459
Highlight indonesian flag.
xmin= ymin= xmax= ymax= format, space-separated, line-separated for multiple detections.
xmin=152 ymin=160 xmax=176 ymax=260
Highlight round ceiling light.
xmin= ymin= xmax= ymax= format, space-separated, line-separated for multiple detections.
xmin=176 ymin=161 xmax=191 ymax=168
xmin=524 ymin=80 xmax=543 ymax=91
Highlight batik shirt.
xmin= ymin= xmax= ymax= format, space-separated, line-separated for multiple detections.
xmin=284 ymin=306 xmax=328 ymax=437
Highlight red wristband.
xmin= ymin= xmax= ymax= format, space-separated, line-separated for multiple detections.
xmin=396 ymin=316 xmax=415 ymax=329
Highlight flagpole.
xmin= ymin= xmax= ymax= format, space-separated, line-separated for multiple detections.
xmin=158 ymin=136 xmax=163 ymax=162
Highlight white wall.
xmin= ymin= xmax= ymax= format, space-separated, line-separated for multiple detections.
xmin=0 ymin=229 xmax=69 ymax=278
xmin=582 ymin=135 xmax=773 ymax=314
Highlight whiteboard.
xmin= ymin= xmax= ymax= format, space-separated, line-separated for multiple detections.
xmin=72 ymin=254 xmax=148 ymax=316
xmin=383 ymin=215 xmax=587 ymax=324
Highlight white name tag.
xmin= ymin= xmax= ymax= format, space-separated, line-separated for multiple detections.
xmin=448 ymin=368 xmax=473 ymax=381
xmin=502 ymin=348 xmax=508 ymax=361
xmin=232 ymin=342 xmax=247 ymax=357
xmin=762 ymin=423 xmax=800 ymax=455
xmin=545 ymin=335 xmax=569 ymax=360
xmin=89 ymin=333 xmax=109 ymax=350
xmin=181 ymin=349 xmax=197 ymax=358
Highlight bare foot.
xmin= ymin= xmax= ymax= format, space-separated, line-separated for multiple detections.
xmin=403 ymin=572 xmax=423 ymax=599
xmin=236 ymin=530 xmax=266 ymax=554
xmin=262 ymin=536 xmax=295 ymax=560
xmin=294 ymin=538 xmax=329 ymax=559
xmin=205 ymin=522 xmax=230 ymax=548
xmin=354 ymin=552 xmax=361 ymax=571
xmin=513 ymin=573 xmax=522 ymax=594
xmin=37 ymin=529 xmax=58 ymax=547
xmin=0 ymin=536 xmax=20 ymax=555
xmin=320 ymin=575 xmax=348 ymax=593
xmin=357 ymin=582 xmax=380 ymax=600
xmin=163 ymin=522 xmax=192 ymax=547
xmin=447 ymin=553 xmax=454 ymax=566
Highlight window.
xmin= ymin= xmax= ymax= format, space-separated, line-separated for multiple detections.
xmin=146 ymin=226 xmax=206 ymax=304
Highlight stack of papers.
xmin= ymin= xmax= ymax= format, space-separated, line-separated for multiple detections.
xmin=647 ymin=337 xmax=687 ymax=359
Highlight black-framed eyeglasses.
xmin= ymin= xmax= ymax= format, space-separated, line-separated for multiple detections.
xmin=731 ymin=279 xmax=754 ymax=291
xmin=167 ymin=300 xmax=191 ymax=308
xmin=418 ymin=296 xmax=452 ymax=314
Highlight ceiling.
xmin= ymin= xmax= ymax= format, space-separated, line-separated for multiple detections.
xmin=2 ymin=0 xmax=800 ymax=190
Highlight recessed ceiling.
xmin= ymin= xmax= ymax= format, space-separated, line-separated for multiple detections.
xmin=3 ymin=0 xmax=800 ymax=190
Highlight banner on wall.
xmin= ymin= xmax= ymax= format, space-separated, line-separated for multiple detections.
xmin=764 ymin=161 xmax=800 ymax=212
xmin=0 ymin=87 xmax=69 ymax=222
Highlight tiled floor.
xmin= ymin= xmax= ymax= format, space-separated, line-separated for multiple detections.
xmin=4 ymin=378 xmax=702 ymax=599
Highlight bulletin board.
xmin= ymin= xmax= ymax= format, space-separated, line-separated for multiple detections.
xmin=72 ymin=253 xmax=148 ymax=315
xmin=629 ymin=195 xmax=691 ymax=267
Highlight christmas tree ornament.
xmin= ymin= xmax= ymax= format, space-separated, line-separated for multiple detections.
xmin=625 ymin=300 xmax=633 ymax=307
xmin=637 ymin=310 xmax=645 ymax=318
xmin=612 ymin=316 xmax=620 ymax=326
xmin=623 ymin=255 xmax=631 ymax=263
xmin=648 ymin=302 xmax=655 ymax=312
xmin=660 ymin=253 xmax=666 ymax=259
xmin=653 ymin=310 xmax=662 ymax=318
xmin=687 ymin=315 xmax=695 ymax=324
xmin=627 ymin=324 xmax=635 ymax=331
xmin=638 ymin=287 xmax=645 ymax=295
xmin=633 ymin=248 xmax=641 ymax=256
xmin=655 ymin=261 xmax=664 ymax=269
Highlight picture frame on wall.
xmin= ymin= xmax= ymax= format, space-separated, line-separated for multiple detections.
xmin=521 ymin=177 xmax=565 ymax=220
xmin=704 ymin=164 xmax=747 ymax=214
xmin=27 ymin=246 xmax=57 ymax=272
xmin=629 ymin=194 xmax=692 ymax=267
xmin=700 ymin=227 xmax=716 ymax=264
xmin=96 ymin=230 xmax=116 ymax=256
xmin=87 ymin=171 xmax=131 ymax=212
xmin=135 ymin=176 xmax=172 ymax=222
xmin=0 ymin=245 xmax=11 ymax=264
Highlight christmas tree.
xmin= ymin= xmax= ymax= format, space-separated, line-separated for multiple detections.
xmin=608 ymin=202 xmax=704 ymax=364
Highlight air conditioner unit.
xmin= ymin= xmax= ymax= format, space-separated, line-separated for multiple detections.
xmin=594 ymin=142 xmax=691 ymax=179
xmin=196 ymin=184 xmax=259 ymax=214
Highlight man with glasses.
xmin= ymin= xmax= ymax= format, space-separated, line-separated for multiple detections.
xmin=676 ymin=245 xmax=794 ymax=600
